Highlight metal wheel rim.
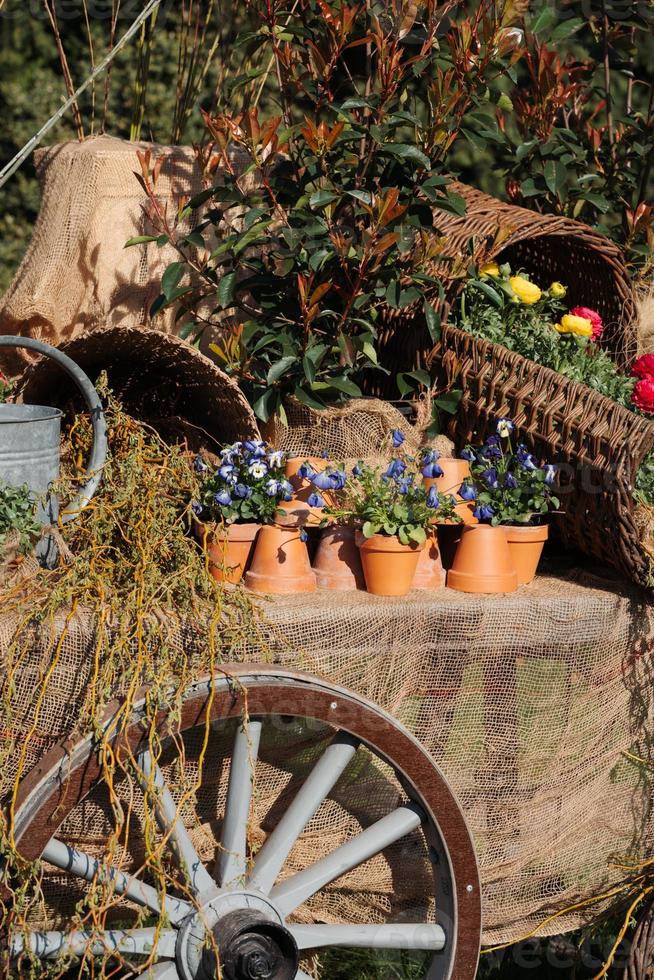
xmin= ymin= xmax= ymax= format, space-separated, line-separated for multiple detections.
xmin=10 ymin=665 xmax=481 ymax=980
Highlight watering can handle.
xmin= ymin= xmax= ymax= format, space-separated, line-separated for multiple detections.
xmin=0 ymin=336 xmax=108 ymax=522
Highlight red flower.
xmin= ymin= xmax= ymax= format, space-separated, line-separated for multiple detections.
xmin=631 ymin=354 xmax=654 ymax=380
xmin=632 ymin=377 xmax=654 ymax=414
xmin=570 ymin=306 xmax=603 ymax=341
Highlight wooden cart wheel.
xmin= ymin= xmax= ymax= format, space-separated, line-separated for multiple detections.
xmin=9 ymin=665 xmax=481 ymax=980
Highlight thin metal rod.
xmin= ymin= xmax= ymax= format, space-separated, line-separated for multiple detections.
xmin=137 ymin=748 xmax=216 ymax=896
xmin=249 ymin=733 xmax=359 ymax=895
xmin=11 ymin=928 xmax=177 ymax=960
xmin=290 ymin=922 xmax=446 ymax=951
xmin=0 ymin=0 xmax=163 ymax=191
xmin=271 ymin=803 xmax=425 ymax=916
xmin=42 ymin=838 xmax=192 ymax=925
xmin=218 ymin=719 xmax=262 ymax=887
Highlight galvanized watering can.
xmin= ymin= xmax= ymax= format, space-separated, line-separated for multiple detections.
xmin=0 ymin=336 xmax=108 ymax=561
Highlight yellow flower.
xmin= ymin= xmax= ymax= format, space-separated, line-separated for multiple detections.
xmin=555 ymin=314 xmax=593 ymax=337
xmin=480 ymin=261 xmax=500 ymax=278
xmin=549 ymin=281 xmax=567 ymax=298
xmin=509 ymin=275 xmax=542 ymax=305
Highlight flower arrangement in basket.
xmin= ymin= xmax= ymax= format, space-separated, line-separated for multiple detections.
xmin=444 ymin=260 xmax=654 ymax=587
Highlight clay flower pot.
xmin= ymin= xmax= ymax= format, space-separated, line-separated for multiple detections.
xmin=412 ymin=531 xmax=445 ymax=590
xmin=447 ymin=525 xmax=518 ymax=594
xmin=194 ymin=520 xmax=260 ymax=585
xmin=313 ymin=525 xmax=365 ymax=591
xmin=355 ymin=531 xmax=424 ymax=597
xmin=504 ymin=524 xmax=549 ymax=585
xmin=423 ymin=459 xmax=477 ymax=525
xmin=244 ymin=525 xmax=317 ymax=594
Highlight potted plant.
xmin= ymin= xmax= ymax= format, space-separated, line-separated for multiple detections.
xmin=192 ymin=440 xmax=293 ymax=584
xmin=456 ymin=419 xmax=559 ymax=586
xmin=317 ymin=458 xmax=459 ymax=597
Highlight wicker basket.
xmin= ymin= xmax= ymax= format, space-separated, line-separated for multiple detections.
xmin=374 ymin=181 xmax=637 ymax=395
xmin=430 ymin=324 xmax=654 ymax=588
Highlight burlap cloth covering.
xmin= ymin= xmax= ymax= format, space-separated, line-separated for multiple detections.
xmin=2 ymin=568 xmax=653 ymax=948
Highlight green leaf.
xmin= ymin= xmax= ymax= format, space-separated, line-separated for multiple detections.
xmin=185 ymin=231 xmax=206 ymax=249
xmin=327 ymin=376 xmax=362 ymax=397
xmin=362 ymin=521 xmax=379 ymax=538
xmin=309 ymin=190 xmax=340 ymax=209
xmin=544 ymin=160 xmax=557 ymax=196
xmin=434 ymin=389 xmax=463 ymax=414
xmin=382 ymin=143 xmax=431 ymax=170
xmin=218 ymin=271 xmax=238 ymax=308
xmin=124 ymin=235 xmax=158 ymax=247
xmin=267 ymin=356 xmax=296 ymax=385
xmin=424 ymin=301 xmax=441 ymax=342
xmin=253 ymin=389 xmax=276 ymax=422
xmin=161 ymin=262 xmax=184 ymax=300
xmin=409 ymin=526 xmax=426 ymax=544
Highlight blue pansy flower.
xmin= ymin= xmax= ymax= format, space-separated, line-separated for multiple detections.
xmin=385 ymin=458 xmax=407 ymax=479
xmin=460 ymin=447 xmax=475 ymax=462
xmin=300 ymin=528 xmax=309 ymax=541
xmin=422 ymin=461 xmax=444 ymax=479
xmin=280 ymin=479 xmax=293 ymax=496
xmin=397 ymin=477 xmax=413 ymax=495
xmin=219 ymin=464 xmax=234 ymax=480
xmin=267 ymin=450 xmax=285 ymax=469
xmin=191 ymin=500 xmax=203 ymax=516
xmin=330 ymin=469 xmax=347 ymax=490
xmin=426 ymin=486 xmax=440 ymax=508
xmin=473 ymin=503 xmax=494 ymax=522
xmin=543 ymin=464 xmax=557 ymax=485
xmin=516 ymin=446 xmax=537 ymax=471
xmin=392 ymin=429 xmax=405 ymax=448
xmin=312 ymin=470 xmax=336 ymax=491
xmin=214 ymin=489 xmax=232 ymax=506
xmin=298 ymin=461 xmax=316 ymax=480
xmin=244 ymin=439 xmax=267 ymax=458
xmin=233 ymin=483 xmax=252 ymax=500
xmin=496 ymin=418 xmax=515 ymax=438
xmin=264 ymin=479 xmax=280 ymax=497
xmin=248 ymin=461 xmax=268 ymax=479
xmin=308 ymin=491 xmax=326 ymax=508
xmin=352 ymin=463 xmax=363 ymax=477
xmin=481 ymin=467 xmax=499 ymax=489
xmin=421 ymin=449 xmax=440 ymax=465
xmin=193 ymin=455 xmax=208 ymax=474
xmin=459 ymin=481 xmax=476 ymax=501
xmin=504 ymin=471 xmax=519 ymax=490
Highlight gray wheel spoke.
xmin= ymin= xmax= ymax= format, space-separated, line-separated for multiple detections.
xmin=271 ymin=803 xmax=424 ymax=916
xmin=11 ymin=928 xmax=177 ymax=960
xmin=249 ymin=733 xmax=359 ymax=895
xmin=137 ymin=748 xmax=215 ymax=896
xmin=42 ymin=838 xmax=192 ymax=925
xmin=290 ymin=922 xmax=446 ymax=951
xmin=218 ymin=719 xmax=262 ymax=888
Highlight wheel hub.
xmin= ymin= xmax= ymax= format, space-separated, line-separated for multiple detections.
xmin=176 ymin=890 xmax=299 ymax=980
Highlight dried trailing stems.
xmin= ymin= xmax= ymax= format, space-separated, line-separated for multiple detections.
xmin=0 ymin=394 xmax=264 ymax=978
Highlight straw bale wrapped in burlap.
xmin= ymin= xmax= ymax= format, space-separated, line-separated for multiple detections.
xmin=2 ymin=570 xmax=653 ymax=948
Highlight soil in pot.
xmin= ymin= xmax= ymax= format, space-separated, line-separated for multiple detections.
xmin=504 ymin=524 xmax=549 ymax=585
xmin=244 ymin=525 xmax=317 ymax=594
xmin=355 ymin=531 xmax=424 ymax=597
xmin=194 ymin=520 xmax=260 ymax=585
xmin=313 ymin=525 xmax=365 ymax=591
xmin=447 ymin=525 xmax=518 ymax=594
xmin=412 ymin=530 xmax=445 ymax=590
xmin=423 ymin=458 xmax=477 ymax=525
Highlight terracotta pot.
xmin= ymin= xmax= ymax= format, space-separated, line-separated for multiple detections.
xmin=504 ymin=524 xmax=549 ymax=585
xmin=313 ymin=525 xmax=365 ymax=591
xmin=412 ymin=531 xmax=445 ymax=590
xmin=447 ymin=525 xmax=518 ymax=594
xmin=355 ymin=531 xmax=424 ymax=597
xmin=423 ymin=459 xmax=478 ymax=525
xmin=284 ymin=455 xmax=332 ymax=524
xmin=244 ymin=525 xmax=317 ymax=594
xmin=194 ymin=520 xmax=260 ymax=585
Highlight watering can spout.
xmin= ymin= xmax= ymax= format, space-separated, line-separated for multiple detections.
xmin=0 ymin=336 xmax=108 ymax=537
